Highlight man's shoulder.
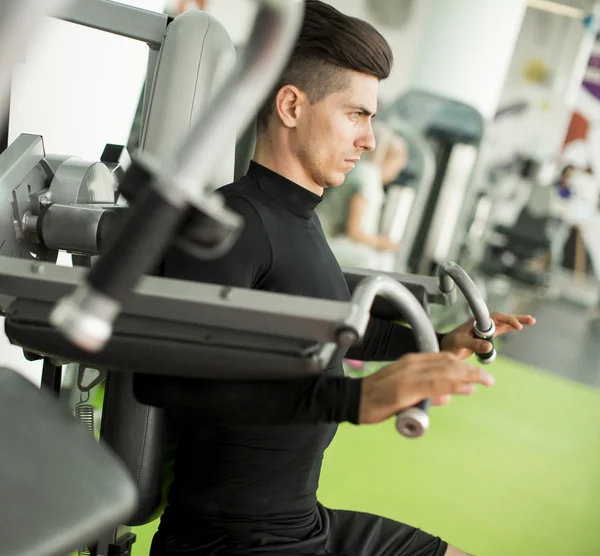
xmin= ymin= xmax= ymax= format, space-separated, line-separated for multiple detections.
xmin=212 ymin=177 xmax=270 ymax=230
xmin=214 ymin=176 xmax=257 ymax=204
xmin=216 ymin=176 xmax=270 ymax=216
xmin=216 ymin=175 xmax=254 ymax=197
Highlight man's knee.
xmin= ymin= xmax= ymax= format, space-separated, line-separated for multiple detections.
xmin=445 ymin=546 xmax=475 ymax=556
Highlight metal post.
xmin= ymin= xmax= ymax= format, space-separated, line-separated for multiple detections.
xmin=41 ymin=358 xmax=62 ymax=397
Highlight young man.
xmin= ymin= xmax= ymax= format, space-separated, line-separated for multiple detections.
xmin=142 ymin=2 xmax=535 ymax=555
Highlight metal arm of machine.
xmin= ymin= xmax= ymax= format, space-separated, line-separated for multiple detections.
xmin=438 ymin=261 xmax=496 ymax=363
xmin=49 ymin=0 xmax=305 ymax=354
xmin=343 ymin=275 xmax=439 ymax=439
xmin=56 ymin=0 xmax=169 ymax=50
xmin=342 ymin=265 xmax=457 ymax=309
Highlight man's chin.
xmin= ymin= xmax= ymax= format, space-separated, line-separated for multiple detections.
xmin=326 ymin=172 xmax=347 ymax=188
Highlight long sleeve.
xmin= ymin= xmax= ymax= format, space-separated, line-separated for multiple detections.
xmin=345 ymin=317 xmax=446 ymax=362
xmin=133 ymin=373 xmax=363 ymax=425
xmin=136 ymin=193 xmax=363 ymax=425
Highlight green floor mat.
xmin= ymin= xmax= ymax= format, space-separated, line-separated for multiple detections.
xmin=129 ymin=356 xmax=600 ymax=555
xmin=319 ymin=356 xmax=600 ymax=555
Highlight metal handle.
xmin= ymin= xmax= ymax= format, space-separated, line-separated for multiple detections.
xmin=438 ymin=261 xmax=496 ymax=364
xmin=342 ymin=275 xmax=439 ymax=439
xmin=49 ymin=0 xmax=305 ymax=352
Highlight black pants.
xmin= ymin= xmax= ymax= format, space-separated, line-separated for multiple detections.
xmin=150 ymin=504 xmax=448 ymax=556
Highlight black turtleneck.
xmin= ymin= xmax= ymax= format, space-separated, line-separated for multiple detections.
xmin=136 ymin=162 xmax=431 ymax=544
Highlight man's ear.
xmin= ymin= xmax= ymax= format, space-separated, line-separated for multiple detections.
xmin=274 ymin=85 xmax=305 ymax=129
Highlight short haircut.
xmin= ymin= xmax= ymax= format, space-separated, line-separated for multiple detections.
xmin=256 ymin=0 xmax=393 ymax=132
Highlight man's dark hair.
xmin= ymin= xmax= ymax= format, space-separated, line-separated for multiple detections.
xmin=256 ymin=0 xmax=393 ymax=132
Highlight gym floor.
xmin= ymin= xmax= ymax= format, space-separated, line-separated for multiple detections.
xmin=501 ymin=297 xmax=600 ymax=390
xmin=127 ymin=314 xmax=600 ymax=555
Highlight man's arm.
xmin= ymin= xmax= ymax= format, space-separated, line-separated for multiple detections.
xmin=137 ymin=193 xmax=363 ymax=425
xmin=133 ymin=373 xmax=363 ymax=425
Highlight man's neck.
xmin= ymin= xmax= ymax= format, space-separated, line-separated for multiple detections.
xmin=253 ymin=140 xmax=323 ymax=197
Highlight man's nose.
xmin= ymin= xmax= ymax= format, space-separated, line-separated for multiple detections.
xmin=359 ymin=125 xmax=376 ymax=152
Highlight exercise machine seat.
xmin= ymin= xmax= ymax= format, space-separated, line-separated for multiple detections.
xmin=495 ymin=208 xmax=551 ymax=254
xmin=481 ymin=183 xmax=552 ymax=287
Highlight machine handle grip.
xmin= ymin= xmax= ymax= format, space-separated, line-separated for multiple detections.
xmin=438 ymin=261 xmax=496 ymax=365
xmin=473 ymin=324 xmax=496 ymax=364
xmin=396 ymin=399 xmax=431 ymax=439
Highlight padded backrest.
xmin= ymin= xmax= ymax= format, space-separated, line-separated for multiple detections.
xmin=140 ymin=9 xmax=237 ymax=189
xmin=100 ymin=372 xmax=168 ymax=527
xmin=100 ymin=9 xmax=237 ymax=527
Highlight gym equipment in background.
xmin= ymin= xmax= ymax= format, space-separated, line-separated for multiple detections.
xmin=382 ymin=90 xmax=485 ymax=276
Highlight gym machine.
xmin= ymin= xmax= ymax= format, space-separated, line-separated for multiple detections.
xmin=0 ymin=2 xmax=497 ymax=554
xmin=378 ymin=116 xmax=437 ymax=273
xmin=382 ymin=90 xmax=486 ymax=276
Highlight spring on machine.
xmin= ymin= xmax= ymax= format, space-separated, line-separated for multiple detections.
xmin=75 ymin=390 xmax=95 ymax=436
xmin=76 ymin=388 xmax=95 ymax=556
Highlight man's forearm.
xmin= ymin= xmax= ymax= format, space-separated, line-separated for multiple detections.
xmin=133 ymin=373 xmax=363 ymax=425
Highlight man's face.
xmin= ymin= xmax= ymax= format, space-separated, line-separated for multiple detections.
xmin=293 ymin=71 xmax=378 ymax=188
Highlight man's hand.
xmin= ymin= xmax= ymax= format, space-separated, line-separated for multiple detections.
xmin=359 ymin=352 xmax=495 ymax=425
xmin=440 ymin=313 xmax=536 ymax=360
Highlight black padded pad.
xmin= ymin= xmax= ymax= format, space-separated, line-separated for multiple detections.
xmin=495 ymin=208 xmax=551 ymax=253
xmin=0 ymin=368 xmax=137 ymax=556
xmin=343 ymin=271 xmax=429 ymax=316
xmin=496 ymin=224 xmax=551 ymax=251
xmin=5 ymin=299 xmax=327 ymax=380
xmin=101 ymin=372 xmax=169 ymax=527
xmin=479 ymin=257 xmax=505 ymax=277
xmin=507 ymin=266 xmax=546 ymax=287
xmin=480 ymin=258 xmax=546 ymax=287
